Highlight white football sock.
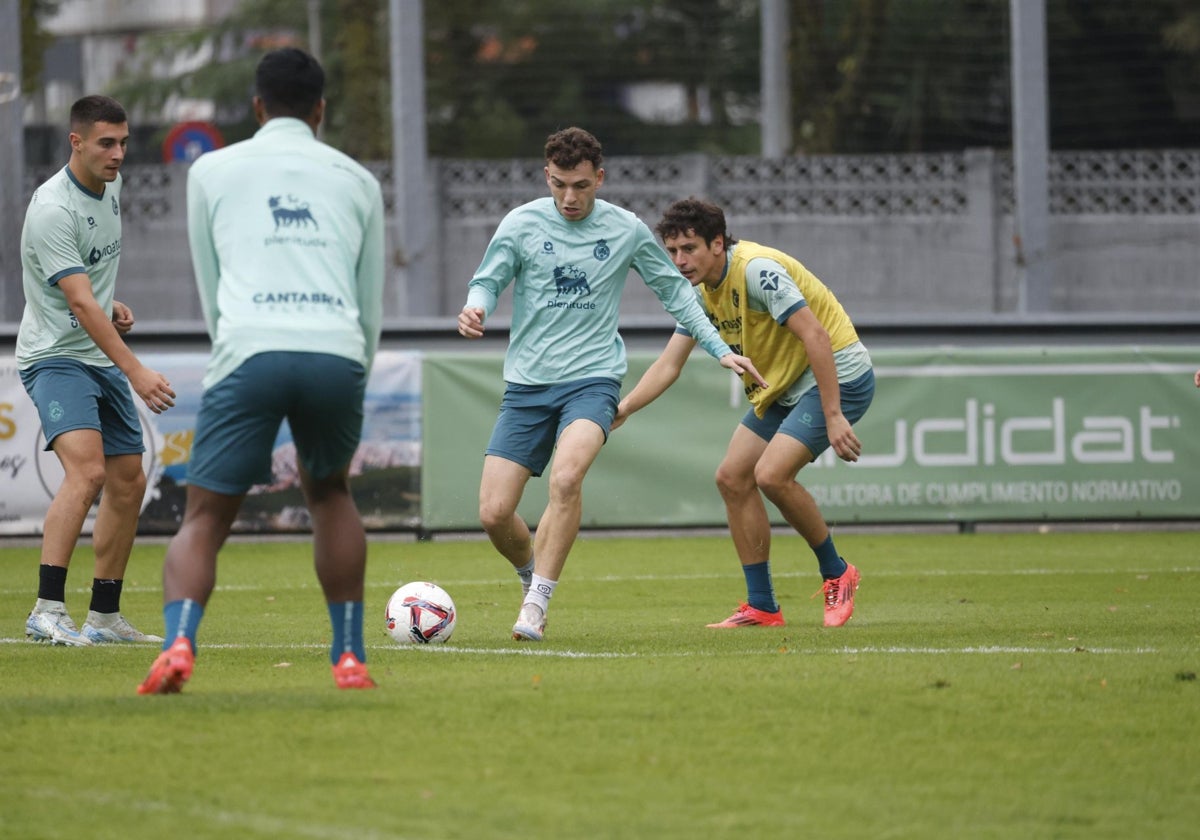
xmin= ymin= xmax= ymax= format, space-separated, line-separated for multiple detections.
xmin=524 ymin=574 xmax=557 ymax=612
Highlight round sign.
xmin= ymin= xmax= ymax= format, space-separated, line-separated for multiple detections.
xmin=162 ymin=121 xmax=225 ymax=163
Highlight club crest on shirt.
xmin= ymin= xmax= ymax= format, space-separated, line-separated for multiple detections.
xmin=269 ymin=195 xmax=319 ymax=231
xmin=593 ymin=239 xmax=610 ymax=261
xmin=112 ymin=195 xmax=119 ymax=216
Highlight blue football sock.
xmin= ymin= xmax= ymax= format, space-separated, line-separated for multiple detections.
xmin=741 ymin=561 xmax=779 ymax=613
xmin=814 ymin=536 xmax=848 ymax=580
xmin=162 ymin=598 xmax=204 ymax=653
xmin=328 ymin=601 xmax=366 ymax=664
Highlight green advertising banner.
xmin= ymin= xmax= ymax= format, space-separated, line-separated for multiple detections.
xmin=422 ymin=346 xmax=1200 ymax=531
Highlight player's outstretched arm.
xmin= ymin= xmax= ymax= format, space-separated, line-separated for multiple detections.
xmin=719 ymin=353 xmax=767 ymax=389
xmin=457 ymin=306 xmax=486 ymax=339
xmin=613 ymin=332 xmax=695 ymax=431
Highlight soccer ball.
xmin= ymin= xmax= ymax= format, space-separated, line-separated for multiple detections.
xmin=385 ymin=581 xmax=457 ymax=645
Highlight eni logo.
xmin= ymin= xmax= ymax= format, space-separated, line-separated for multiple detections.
xmin=269 ymin=195 xmax=319 ymax=230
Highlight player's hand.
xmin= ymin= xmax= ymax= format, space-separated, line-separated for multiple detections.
xmin=610 ymin=402 xmax=632 ymax=432
xmin=827 ymin=413 xmax=862 ymax=462
xmin=112 ymin=300 xmax=135 ymax=335
xmin=129 ymin=366 xmax=176 ymax=414
xmin=719 ymin=353 xmax=768 ymax=389
xmin=1194 ymin=369 xmax=1200 ymax=388
xmin=457 ymin=306 xmax=486 ymax=339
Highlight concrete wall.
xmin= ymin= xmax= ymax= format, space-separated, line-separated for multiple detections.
xmin=13 ymin=149 xmax=1199 ymax=328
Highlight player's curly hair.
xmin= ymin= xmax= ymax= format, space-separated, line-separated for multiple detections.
xmin=655 ymin=197 xmax=737 ymax=247
xmin=544 ymin=127 xmax=603 ymax=171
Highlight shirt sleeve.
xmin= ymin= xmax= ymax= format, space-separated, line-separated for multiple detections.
xmin=186 ymin=165 xmax=221 ymax=338
xmin=465 ymin=211 xmax=521 ymax=316
xmin=27 ymin=201 xmax=86 ymax=286
xmin=630 ymin=223 xmax=731 ymax=360
xmin=356 ymin=179 xmax=386 ymax=370
xmin=744 ymin=255 xmax=807 ymax=324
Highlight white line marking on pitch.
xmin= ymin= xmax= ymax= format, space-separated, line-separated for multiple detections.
xmin=25 ymin=788 xmax=413 ymax=840
xmin=0 ymin=638 xmax=1162 ymax=657
xmin=2 ymin=565 xmax=1192 ymax=598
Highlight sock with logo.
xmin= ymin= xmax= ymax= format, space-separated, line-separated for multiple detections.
xmin=37 ymin=564 xmax=69 ymax=604
xmin=742 ymin=561 xmax=780 ymax=613
xmin=814 ymin=535 xmax=848 ymax=580
xmin=328 ymin=601 xmax=366 ymax=664
xmin=524 ymin=574 xmax=558 ymax=612
xmin=162 ymin=598 xmax=204 ymax=653
xmin=515 ymin=557 xmax=534 ymax=595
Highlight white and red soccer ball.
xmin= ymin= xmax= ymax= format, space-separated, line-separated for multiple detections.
xmin=385 ymin=581 xmax=457 ymax=645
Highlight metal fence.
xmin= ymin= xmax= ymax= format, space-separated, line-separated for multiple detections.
xmin=15 ymin=148 xmax=1200 ymax=325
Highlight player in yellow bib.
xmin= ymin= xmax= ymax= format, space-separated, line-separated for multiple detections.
xmin=615 ymin=198 xmax=875 ymax=628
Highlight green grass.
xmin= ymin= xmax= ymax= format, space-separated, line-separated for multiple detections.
xmin=1 ymin=530 xmax=1197 ymax=839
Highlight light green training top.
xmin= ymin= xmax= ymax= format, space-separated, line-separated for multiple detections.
xmin=466 ymin=197 xmax=732 ymax=386
xmin=17 ymin=166 xmax=124 ymax=369
xmin=186 ymin=117 xmax=385 ymax=389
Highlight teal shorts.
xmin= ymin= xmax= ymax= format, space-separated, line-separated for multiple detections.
xmin=741 ymin=368 xmax=876 ymax=456
xmin=486 ymin=377 xmax=620 ymax=477
xmin=19 ymin=358 xmax=144 ymax=455
xmin=186 ymin=351 xmax=366 ymax=494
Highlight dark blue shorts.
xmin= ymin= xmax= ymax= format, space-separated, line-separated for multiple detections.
xmin=187 ymin=351 xmax=366 ymax=494
xmin=741 ymin=368 xmax=876 ymax=456
xmin=486 ymin=377 xmax=620 ymax=477
xmin=19 ymin=358 xmax=144 ymax=455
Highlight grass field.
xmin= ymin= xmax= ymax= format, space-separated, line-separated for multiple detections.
xmin=1 ymin=529 xmax=1197 ymax=839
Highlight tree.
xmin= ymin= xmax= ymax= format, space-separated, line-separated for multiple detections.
xmin=107 ymin=0 xmax=390 ymax=159
xmin=20 ymin=0 xmax=60 ymax=94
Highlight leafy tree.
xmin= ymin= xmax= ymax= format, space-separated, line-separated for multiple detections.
xmin=423 ymin=0 xmax=761 ymax=157
xmin=20 ymin=0 xmax=61 ymax=94
xmin=107 ymin=0 xmax=390 ymax=159
xmin=787 ymin=0 xmax=1200 ymax=153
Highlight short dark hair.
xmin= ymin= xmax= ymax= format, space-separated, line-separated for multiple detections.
xmin=655 ymin=197 xmax=737 ymax=247
xmin=70 ymin=95 xmax=127 ymax=133
xmin=544 ymin=127 xmax=603 ymax=171
xmin=256 ymin=47 xmax=325 ymax=119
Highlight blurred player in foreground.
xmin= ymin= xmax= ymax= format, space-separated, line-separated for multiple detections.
xmin=457 ymin=127 xmax=764 ymax=642
xmin=138 ymin=48 xmax=385 ymax=693
xmin=18 ymin=94 xmax=175 ymax=647
xmin=614 ymin=198 xmax=874 ymax=628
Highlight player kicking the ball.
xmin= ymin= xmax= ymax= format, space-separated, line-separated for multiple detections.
xmin=458 ymin=128 xmax=764 ymax=642
xmin=614 ymin=198 xmax=874 ymax=629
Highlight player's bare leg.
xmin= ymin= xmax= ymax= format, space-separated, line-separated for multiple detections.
xmin=715 ymin=425 xmax=772 ymax=568
xmin=301 ymin=464 xmax=366 ymax=603
xmin=707 ymin=425 xmax=786 ymax=627
xmin=161 ymin=485 xmax=243 ymax=606
xmin=527 ymin=419 xmax=605 ymax=584
xmin=510 ymin=419 xmax=604 ymax=641
xmin=91 ymin=453 xmax=146 ymax=579
xmin=756 ymin=434 xmax=860 ymax=626
xmin=478 ymin=455 xmax=535 ymax=569
xmin=27 ymin=430 xmax=107 ymax=645
xmin=40 ymin=430 xmax=107 ymax=571
xmin=754 ymin=435 xmax=825 ymax=545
